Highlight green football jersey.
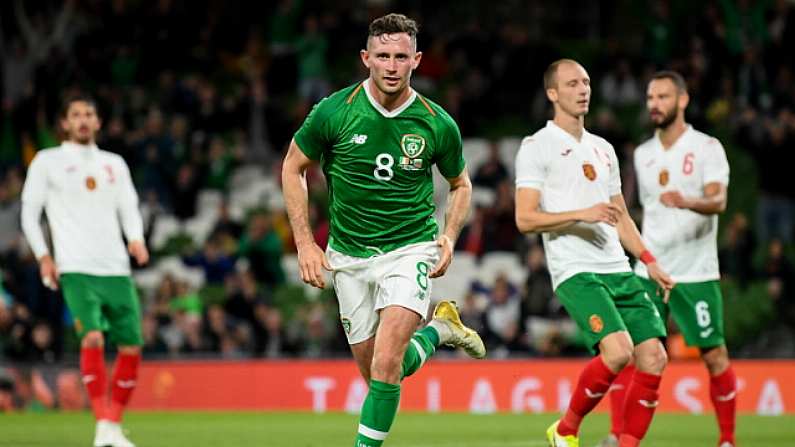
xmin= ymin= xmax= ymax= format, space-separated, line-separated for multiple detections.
xmin=294 ymin=80 xmax=465 ymax=258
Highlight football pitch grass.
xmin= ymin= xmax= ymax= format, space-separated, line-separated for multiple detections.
xmin=1 ymin=412 xmax=793 ymax=446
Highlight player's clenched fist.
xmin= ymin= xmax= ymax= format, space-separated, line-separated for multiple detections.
xmin=579 ymin=202 xmax=622 ymax=226
xmin=297 ymin=242 xmax=331 ymax=288
xmin=128 ymin=240 xmax=149 ymax=266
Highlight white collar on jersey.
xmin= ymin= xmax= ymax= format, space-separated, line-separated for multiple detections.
xmin=62 ymin=141 xmax=99 ymax=152
xmin=545 ymin=120 xmax=591 ymax=145
xmin=654 ymin=124 xmax=693 ymax=151
xmin=362 ymin=78 xmax=417 ymax=118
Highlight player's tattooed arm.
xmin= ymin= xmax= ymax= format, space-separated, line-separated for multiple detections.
xmin=659 ymin=182 xmax=727 ymax=215
xmin=430 ymin=169 xmax=472 ymax=278
xmin=282 ymin=139 xmax=331 ymax=288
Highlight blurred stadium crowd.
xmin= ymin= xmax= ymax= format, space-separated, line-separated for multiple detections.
xmin=1 ymin=0 xmax=794 ymax=367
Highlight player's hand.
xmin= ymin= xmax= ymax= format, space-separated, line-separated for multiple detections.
xmin=430 ymin=235 xmax=454 ymax=278
xmin=297 ymin=242 xmax=331 ymax=288
xmin=647 ymin=262 xmax=675 ymax=303
xmin=38 ymin=254 xmax=59 ymax=291
xmin=660 ymin=190 xmax=689 ymax=209
xmin=128 ymin=240 xmax=150 ymax=266
xmin=579 ymin=202 xmax=622 ymax=226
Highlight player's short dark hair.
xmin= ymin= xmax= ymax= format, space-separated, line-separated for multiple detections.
xmin=61 ymin=94 xmax=99 ymax=118
xmin=650 ymin=70 xmax=688 ymax=93
xmin=368 ymin=13 xmax=419 ymax=49
xmin=543 ymin=58 xmax=580 ymax=90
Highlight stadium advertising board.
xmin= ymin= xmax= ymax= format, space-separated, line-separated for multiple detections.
xmin=123 ymin=360 xmax=793 ymax=415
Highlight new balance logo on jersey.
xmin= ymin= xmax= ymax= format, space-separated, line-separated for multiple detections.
xmin=716 ymin=391 xmax=736 ymax=402
xmin=560 ymin=149 xmax=573 ymax=156
xmin=700 ymin=328 xmax=714 ymax=338
xmin=584 ymin=388 xmax=605 ymax=399
xmin=638 ymin=399 xmax=659 ymax=408
xmin=351 ymin=134 xmax=368 ymax=144
xmin=82 ymin=374 xmax=97 ymax=384
xmin=116 ymin=380 xmax=137 ymax=388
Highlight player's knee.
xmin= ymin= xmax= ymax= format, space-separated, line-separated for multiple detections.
xmin=118 ymin=345 xmax=142 ymax=355
xmin=370 ymin=353 xmax=402 ymax=382
xmin=701 ymin=345 xmax=730 ymax=375
xmin=81 ymin=331 xmax=104 ymax=348
xmin=602 ymin=346 xmax=633 ymax=371
xmin=638 ymin=345 xmax=668 ymax=374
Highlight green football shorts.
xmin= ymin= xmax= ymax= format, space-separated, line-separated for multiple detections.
xmin=60 ymin=273 xmax=143 ymax=346
xmin=556 ymin=272 xmax=667 ymax=354
xmin=640 ymin=277 xmax=725 ymax=348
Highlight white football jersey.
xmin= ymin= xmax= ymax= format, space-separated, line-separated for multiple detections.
xmin=21 ymin=142 xmax=144 ymax=276
xmin=633 ymin=125 xmax=729 ymax=282
xmin=515 ymin=121 xmax=630 ymax=290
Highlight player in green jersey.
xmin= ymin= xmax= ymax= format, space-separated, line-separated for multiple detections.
xmin=282 ymin=13 xmax=486 ymax=447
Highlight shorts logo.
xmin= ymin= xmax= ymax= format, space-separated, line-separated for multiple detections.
xmin=658 ymin=169 xmax=669 ymax=186
xmin=589 ymin=314 xmax=604 ymax=333
xmin=74 ymin=318 xmax=83 ymax=333
xmin=341 ymin=317 xmax=352 ymax=335
xmin=85 ymin=176 xmax=97 ymax=190
xmin=415 ymin=262 xmax=429 ymax=291
xmin=582 ymin=163 xmax=597 ymax=181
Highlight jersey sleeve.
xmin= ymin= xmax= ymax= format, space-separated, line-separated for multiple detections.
xmin=633 ymin=146 xmax=648 ymax=207
xmin=115 ymin=158 xmax=145 ymax=243
xmin=607 ymin=143 xmax=622 ymax=196
xmin=433 ymin=116 xmax=465 ymax=178
xmin=293 ymin=98 xmax=334 ymax=161
xmin=515 ymin=137 xmax=546 ymax=190
xmin=702 ymin=137 xmax=730 ymax=186
xmin=20 ymin=154 xmax=50 ymax=259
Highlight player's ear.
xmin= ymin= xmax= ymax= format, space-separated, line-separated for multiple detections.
xmin=411 ymin=51 xmax=422 ymax=70
xmin=679 ymin=91 xmax=689 ymax=110
xmin=60 ymin=117 xmax=70 ymax=133
xmin=360 ymin=49 xmax=370 ymax=69
xmin=546 ymin=88 xmax=558 ymax=103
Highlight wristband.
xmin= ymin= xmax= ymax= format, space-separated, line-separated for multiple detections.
xmin=639 ymin=250 xmax=656 ymax=265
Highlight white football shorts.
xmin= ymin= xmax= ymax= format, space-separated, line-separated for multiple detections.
xmin=327 ymin=241 xmax=440 ymax=344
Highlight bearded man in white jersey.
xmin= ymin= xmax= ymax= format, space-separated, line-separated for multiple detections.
xmin=515 ymin=59 xmax=675 ymax=447
xmin=21 ymin=96 xmax=147 ymax=447
xmin=598 ymin=71 xmax=736 ymax=447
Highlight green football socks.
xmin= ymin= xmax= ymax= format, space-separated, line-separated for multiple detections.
xmin=401 ymin=326 xmax=439 ymax=379
xmin=354 ymin=326 xmax=440 ymax=446
xmin=354 ymin=380 xmax=400 ymax=447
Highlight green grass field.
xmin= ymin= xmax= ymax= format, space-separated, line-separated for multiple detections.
xmin=1 ymin=412 xmax=793 ymax=446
